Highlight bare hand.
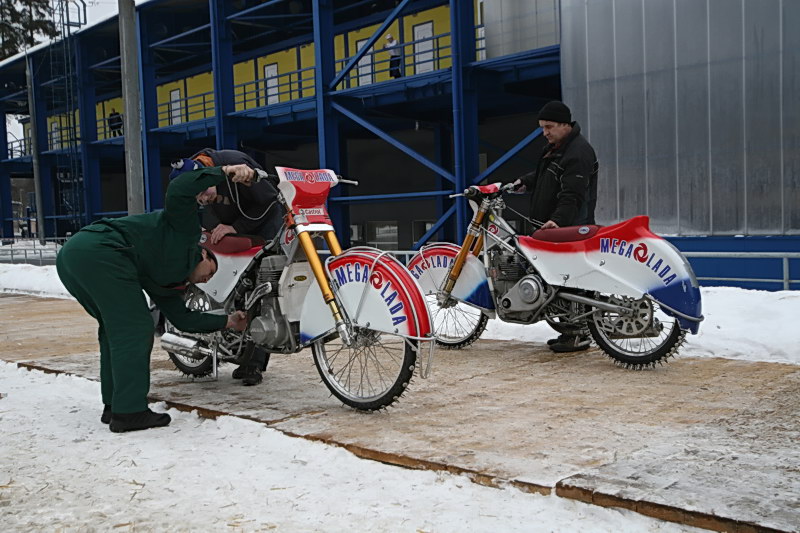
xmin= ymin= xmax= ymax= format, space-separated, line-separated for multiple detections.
xmin=210 ymin=223 xmax=235 ymax=244
xmin=511 ymin=179 xmax=526 ymax=193
xmin=540 ymin=220 xmax=559 ymax=230
xmin=225 ymin=311 xmax=248 ymax=331
xmin=223 ymin=164 xmax=255 ymax=186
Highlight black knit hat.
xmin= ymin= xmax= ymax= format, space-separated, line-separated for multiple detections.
xmin=538 ymin=101 xmax=572 ymax=124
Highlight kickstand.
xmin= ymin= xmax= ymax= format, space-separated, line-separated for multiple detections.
xmin=212 ymin=334 xmax=219 ymax=381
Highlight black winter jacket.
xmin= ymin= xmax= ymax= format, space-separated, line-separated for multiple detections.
xmin=192 ymin=148 xmax=282 ymax=238
xmin=521 ymin=123 xmax=598 ymax=227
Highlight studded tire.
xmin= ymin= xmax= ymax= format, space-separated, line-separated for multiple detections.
xmin=587 ymin=296 xmax=686 ymax=369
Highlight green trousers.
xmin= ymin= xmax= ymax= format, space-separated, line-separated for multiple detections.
xmin=56 ymin=227 xmax=155 ymax=413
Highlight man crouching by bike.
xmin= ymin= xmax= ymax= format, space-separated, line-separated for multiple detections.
xmin=169 ymin=149 xmax=280 ymax=386
xmin=56 ymin=164 xmax=252 ymax=433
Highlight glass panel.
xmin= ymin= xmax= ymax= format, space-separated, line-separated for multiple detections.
xmin=586 ymin=0 xmax=618 ymax=224
xmin=784 ymin=1 xmax=800 ymax=234
xmin=744 ymin=0 xmax=782 ymax=234
xmin=643 ymin=0 xmax=678 ymax=234
xmin=708 ymin=0 xmax=745 ymax=234
xmin=366 ymin=221 xmax=398 ymax=250
xmin=675 ymin=0 xmax=710 ymax=234
xmin=614 ymin=0 xmax=647 ymax=221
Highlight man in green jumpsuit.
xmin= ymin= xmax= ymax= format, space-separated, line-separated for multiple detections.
xmin=56 ymin=164 xmax=253 ymax=433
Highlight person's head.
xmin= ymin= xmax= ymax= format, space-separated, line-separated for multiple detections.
xmin=385 ymin=34 xmax=394 ymax=42
xmin=195 ymin=185 xmax=219 ymax=205
xmin=537 ymin=100 xmax=573 ymax=146
xmin=188 ymin=247 xmax=218 ymax=284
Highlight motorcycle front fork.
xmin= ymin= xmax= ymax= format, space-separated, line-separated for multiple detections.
xmin=438 ymin=201 xmax=489 ymax=306
xmin=296 ymin=226 xmax=353 ymax=345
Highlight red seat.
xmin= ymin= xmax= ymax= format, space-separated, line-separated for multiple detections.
xmin=201 ymin=232 xmax=265 ymax=255
xmin=530 ymin=225 xmax=601 ymax=243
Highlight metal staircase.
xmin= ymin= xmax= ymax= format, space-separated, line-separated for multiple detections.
xmin=48 ymin=0 xmax=86 ymax=233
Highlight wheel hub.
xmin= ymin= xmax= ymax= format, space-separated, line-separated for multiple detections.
xmin=597 ymin=296 xmax=653 ymax=336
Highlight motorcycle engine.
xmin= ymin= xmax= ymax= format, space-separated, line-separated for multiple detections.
xmin=488 ymin=249 xmax=547 ymax=322
xmin=249 ymin=255 xmax=291 ymax=348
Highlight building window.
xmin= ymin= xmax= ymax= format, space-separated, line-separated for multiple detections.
xmin=264 ymin=63 xmax=279 ymax=105
xmin=356 ymin=38 xmax=373 ymax=86
xmin=366 ymin=220 xmax=398 ymax=250
xmin=412 ymin=220 xmax=436 ymax=243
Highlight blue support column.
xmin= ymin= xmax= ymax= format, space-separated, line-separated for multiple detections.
xmin=0 ymin=103 xmax=12 ymax=239
xmin=450 ymin=0 xmax=478 ymax=241
xmin=75 ymin=38 xmax=101 ymax=224
xmin=210 ymin=0 xmax=236 ymax=150
xmin=29 ymin=55 xmax=56 ymax=237
xmin=313 ymin=0 xmax=348 ymax=244
xmin=139 ymin=10 xmax=162 ymax=210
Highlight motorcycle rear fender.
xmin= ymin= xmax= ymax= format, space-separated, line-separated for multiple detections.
xmin=299 ymin=247 xmax=433 ymax=346
xmin=517 ymin=216 xmax=702 ymax=333
xmin=407 ymin=243 xmax=494 ymax=311
xmin=196 ymin=241 xmax=263 ymax=304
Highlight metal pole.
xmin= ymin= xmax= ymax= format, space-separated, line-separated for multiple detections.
xmin=118 ymin=0 xmax=145 ymax=214
xmin=25 ymin=54 xmax=47 ymax=244
xmin=783 ymin=257 xmax=789 ymax=291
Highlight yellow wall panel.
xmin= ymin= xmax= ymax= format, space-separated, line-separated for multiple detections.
xmin=347 ymin=23 xmax=399 ymax=86
xmin=256 ymin=48 xmax=298 ymax=103
xmin=299 ymin=42 xmax=316 ymax=98
xmin=234 ymin=59 xmax=256 ymax=111
xmin=186 ymin=72 xmax=215 ymax=121
xmin=404 ymin=5 xmax=452 ymax=74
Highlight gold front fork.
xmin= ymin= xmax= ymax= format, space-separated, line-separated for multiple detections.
xmin=294 ymin=222 xmax=350 ymax=343
xmin=441 ymin=202 xmax=488 ymax=297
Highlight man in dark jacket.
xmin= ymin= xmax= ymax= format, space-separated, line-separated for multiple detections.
xmin=516 ymin=100 xmax=599 ymax=352
xmin=189 ymin=148 xmax=282 ymax=245
xmin=170 ymin=148 xmax=280 ymax=386
xmin=56 ymin=164 xmax=252 ymax=433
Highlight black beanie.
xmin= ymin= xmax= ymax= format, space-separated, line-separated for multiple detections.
xmin=538 ymin=101 xmax=572 ymax=124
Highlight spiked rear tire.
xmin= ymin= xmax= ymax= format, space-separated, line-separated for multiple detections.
xmin=587 ymin=296 xmax=685 ymax=368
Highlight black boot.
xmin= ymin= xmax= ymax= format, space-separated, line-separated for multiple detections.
xmin=109 ymin=409 xmax=171 ymax=433
xmin=101 ymin=404 xmax=111 ymax=424
xmin=550 ymin=334 xmax=591 ymax=353
xmin=232 ymin=343 xmax=269 ymax=385
xmin=546 ymin=334 xmax=571 ymax=346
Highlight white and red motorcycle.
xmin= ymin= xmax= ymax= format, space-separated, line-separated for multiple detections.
xmin=407 ymin=182 xmax=703 ymax=368
xmin=160 ymin=167 xmax=434 ymax=410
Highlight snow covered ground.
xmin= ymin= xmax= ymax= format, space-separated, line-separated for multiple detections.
xmin=1 ymin=263 xmax=796 ymax=531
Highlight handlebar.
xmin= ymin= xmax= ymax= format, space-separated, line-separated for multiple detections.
xmin=253 ymin=169 xmax=359 ymax=187
xmin=336 ymin=176 xmax=359 ymax=186
xmin=449 ymin=181 xmax=518 ymax=199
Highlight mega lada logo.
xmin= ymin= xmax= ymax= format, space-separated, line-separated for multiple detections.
xmin=600 ymin=238 xmax=677 ymax=285
xmin=332 ymin=261 xmax=408 ymax=326
xmin=284 ymin=170 xmax=334 ymax=183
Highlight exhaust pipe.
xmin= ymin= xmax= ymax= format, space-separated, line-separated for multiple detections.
xmin=160 ymin=332 xmax=213 ymax=359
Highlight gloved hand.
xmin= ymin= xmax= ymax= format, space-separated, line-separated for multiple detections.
xmin=226 ymin=311 xmax=248 ymax=331
xmin=511 ymin=178 xmax=527 ymax=193
xmin=224 ymin=164 xmax=256 ymax=186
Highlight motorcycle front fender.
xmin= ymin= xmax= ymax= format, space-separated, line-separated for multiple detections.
xmin=299 ymin=247 xmax=433 ymax=345
xmin=407 ymin=243 xmax=494 ymax=311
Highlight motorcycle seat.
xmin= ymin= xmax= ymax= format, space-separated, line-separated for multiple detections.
xmin=530 ymin=225 xmax=601 ymax=243
xmin=201 ymin=232 xmax=265 ymax=255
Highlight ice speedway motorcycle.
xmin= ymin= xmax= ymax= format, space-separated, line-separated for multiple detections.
xmin=160 ymin=167 xmax=434 ymax=410
xmin=406 ymin=182 xmax=704 ymax=368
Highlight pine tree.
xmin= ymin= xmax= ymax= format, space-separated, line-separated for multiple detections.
xmin=0 ymin=0 xmax=60 ymax=60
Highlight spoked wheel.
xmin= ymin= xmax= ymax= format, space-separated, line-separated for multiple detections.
xmin=165 ymin=288 xmax=217 ymax=377
xmin=312 ymin=328 xmax=417 ymax=411
xmin=425 ymin=294 xmax=488 ymax=349
xmin=587 ymin=295 xmax=685 ymax=369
